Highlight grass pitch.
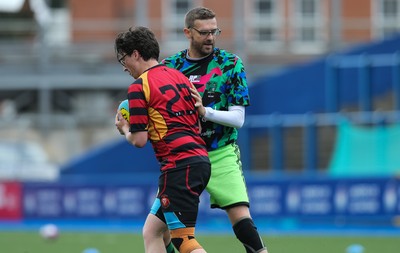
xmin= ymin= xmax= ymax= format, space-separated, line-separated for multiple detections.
xmin=0 ymin=231 xmax=398 ymax=253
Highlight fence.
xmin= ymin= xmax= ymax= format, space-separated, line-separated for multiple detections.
xmin=241 ymin=53 xmax=400 ymax=175
xmin=240 ymin=111 xmax=400 ymax=175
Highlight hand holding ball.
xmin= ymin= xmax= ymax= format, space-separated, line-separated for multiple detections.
xmin=116 ymin=99 xmax=129 ymax=136
xmin=118 ymin=99 xmax=129 ymax=121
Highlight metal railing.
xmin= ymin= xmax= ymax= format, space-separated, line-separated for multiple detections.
xmin=240 ymin=111 xmax=400 ymax=174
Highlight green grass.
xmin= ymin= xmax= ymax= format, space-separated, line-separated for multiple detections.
xmin=0 ymin=231 xmax=398 ymax=253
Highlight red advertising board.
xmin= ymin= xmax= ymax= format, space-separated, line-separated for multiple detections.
xmin=0 ymin=181 xmax=22 ymax=220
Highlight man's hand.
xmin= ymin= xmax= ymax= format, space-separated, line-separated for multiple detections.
xmin=115 ymin=111 xmax=129 ymax=135
xmin=190 ymin=86 xmax=206 ymax=117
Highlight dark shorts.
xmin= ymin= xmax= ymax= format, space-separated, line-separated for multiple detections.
xmin=150 ymin=161 xmax=211 ymax=229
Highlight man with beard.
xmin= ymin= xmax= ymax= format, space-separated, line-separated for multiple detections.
xmin=143 ymin=6 xmax=269 ymax=253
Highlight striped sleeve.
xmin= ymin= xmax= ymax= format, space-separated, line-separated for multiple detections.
xmin=127 ymin=79 xmax=148 ymax=132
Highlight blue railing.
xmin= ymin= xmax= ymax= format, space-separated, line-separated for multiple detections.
xmin=325 ymin=53 xmax=400 ymax=112
xmin=241 ymin=52 xmax=400 ymax=174
xmin=240 ymin=111 xmax=400 ymax=174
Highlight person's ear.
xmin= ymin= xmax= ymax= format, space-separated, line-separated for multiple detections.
xmin=183 ymin=27 xmax=192 ymax=39
xmin=132 ymin=50 xmax=140 ymax=59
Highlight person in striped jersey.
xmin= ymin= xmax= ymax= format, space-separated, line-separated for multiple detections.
xmin=114 ymin=26 xmax=211 ymax=253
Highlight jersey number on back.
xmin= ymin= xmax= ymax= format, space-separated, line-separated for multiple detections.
xmin=159 ymin=83 xmax=195 ymax=117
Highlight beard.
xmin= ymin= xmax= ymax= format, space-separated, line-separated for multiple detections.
xmin=190 ymin=38 xmax=214 ymax=57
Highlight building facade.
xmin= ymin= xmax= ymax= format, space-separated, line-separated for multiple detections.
xmin=64 ymin=0 xmax=400 ymax=64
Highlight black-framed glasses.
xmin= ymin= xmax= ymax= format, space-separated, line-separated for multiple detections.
xmin=117 ymin=53 xmax=128 ymax=66
xmin=191 ymin=27 xmax=221 ymax=37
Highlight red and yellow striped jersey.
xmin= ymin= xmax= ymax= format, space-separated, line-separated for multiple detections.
xmin=127 ymin=64 xmax=209 ymax=171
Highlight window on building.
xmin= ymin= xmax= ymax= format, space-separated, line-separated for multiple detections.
xmin=259 ymin=27 xmax=274 ymax=41
xmin=290 ymin=0 xmax=326 ymax=53
xmin=46 ymin=0 xmax=70 ymax=45
xmin=258 ymin=0 xmax=273 ymax=15
xmin=249 ymin=0 xmax=283 ymax=52
xmin=162 ymin=0 xmax=200 ymax=53
xmin=47 ymin=0 xmax=66 ymax=9
xmin=0 ymin=2 xmax=35 ymax=40
xmin=162 ymin=0 xmax=194 ymax=40
xmin=302 ymin=0 xmax=316 ymax=16
xmin=175 ymin=0 xmax=190 ymax=13
xmin=373 ymin=0 xmax=400 ymax=38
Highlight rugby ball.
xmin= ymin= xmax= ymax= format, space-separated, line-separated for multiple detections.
xmin=39 ymin=223 xmax=59 ymax=240
xmin=118 ymin=99 xmax=129 ymax=121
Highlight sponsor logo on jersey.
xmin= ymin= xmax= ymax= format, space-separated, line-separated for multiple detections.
xmin=189 ymin=75 xmax=201 ymax=83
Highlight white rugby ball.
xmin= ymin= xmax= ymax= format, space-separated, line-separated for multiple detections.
xmin=39 ymin=223 xmax=59 ymax=240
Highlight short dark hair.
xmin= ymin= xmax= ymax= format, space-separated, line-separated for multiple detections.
xmin=185 ymin=7 xmax=216 ymax=28
xmin=114 ymin=26 xmax=160 ymax=61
